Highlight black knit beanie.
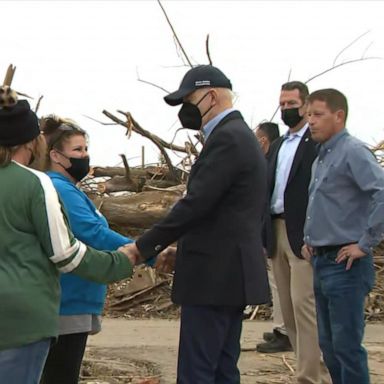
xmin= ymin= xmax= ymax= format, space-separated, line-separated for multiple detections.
xmin=0 ymin=86 xmax=40 ymax=147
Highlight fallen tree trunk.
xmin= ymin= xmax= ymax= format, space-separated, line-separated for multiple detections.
xmin=93 ymin=166 xmax=132 ymax=178
xmin=98 ymin=175 xmax=141 ymax=194
xmin=98 ymin=176 xmax=179 ymax=194
xmin=93 ymin=167 xmax=165 ymax=178
xmin=94 ymin=188 xmax=184 ymax=236
xmin=93 ymin=164 xmax=183 ymax=194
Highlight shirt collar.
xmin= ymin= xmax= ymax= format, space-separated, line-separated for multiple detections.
xmin=202 ymin=108 xmax=235 ymax=139
xmin=320 ymin=128 xmax=348 ymax=152
xmin=283 ymin=123 xmax=308 ymax=140
xmin=46 ymin=170 xmax=72 ymax=182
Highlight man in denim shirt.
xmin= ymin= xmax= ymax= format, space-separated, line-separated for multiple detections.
xmin=302 ymin=88 xmax=384 ymax=384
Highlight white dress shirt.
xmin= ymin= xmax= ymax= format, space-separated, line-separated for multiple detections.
xmin=270 ymin=124 xmax=309 ymax=214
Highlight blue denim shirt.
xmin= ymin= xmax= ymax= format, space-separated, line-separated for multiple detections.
xmin=304 ymin=129 xmax=384 ymax=253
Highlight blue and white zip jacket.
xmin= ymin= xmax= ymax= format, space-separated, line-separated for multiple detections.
xmin=47 ymin=171 xmax=133 ymax=315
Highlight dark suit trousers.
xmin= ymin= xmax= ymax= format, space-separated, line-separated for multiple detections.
xmin=177 ymin=305 xmax=244 ymax=384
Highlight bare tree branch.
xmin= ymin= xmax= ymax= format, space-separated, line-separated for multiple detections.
xmin=2 ymin=64 xmax=33 ymax=99
xmin=120 ymin=153 xmax=132 ymax=180
xmin=122 ymin=110 xmax=197 ymax=155
xmin=83 ymin=114 xmax=118 ymax=126
xmin=102 ymin=109 xmax=200 ymax=181
xmin=269 ymin=106 xmax=281 ymax=124
xmin=157 ymin=0 xmax=193 ymax=67
xmin=3 ymin=64 xmax=16 ymax=86
xmin=287 ymin=68 xmax=292 ymax=82
xmin=120 ymin=111 xmax=179 ymax=181
xmin=305 ymin=56 xmax=382 ymax=84
xmin=333 ymin=30 xmax=370 ymax=66
xmin=206 ymin=34 xmax=213 ymax=65
xmin=34 ymin=95 xmax=44 ymax=113
xmin=362 ymin=41 xmax=373 ymax=59
xmin=195 ymin=132 xmax=204 ymax=146
xmin=269 ymin=54 xmax=381 ymax=121
xmin=137 ymin=78 xmax=170 ymax=93
xmin=160 ymin=64 xmax=190 ymax=69
xmin=167 ymin=128 xmax=202 ymax=163
xmin=15 ymin=91 xmax=33 ymax=99
xmin=167 ymin=125 xmax=202 ymax=160
xmin=186 ymin=132 xmax=200 ymax=155
xmin=136 ymin=67 xmax=170 ymax=93
xmin=269 ymin=68 xmax=292 ymax=120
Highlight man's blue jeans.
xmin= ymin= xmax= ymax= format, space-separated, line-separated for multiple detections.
xmin=312 ymin=250 xmax=375 ymax=384
xmin=0 ymin=338 xmax=51 ymax=384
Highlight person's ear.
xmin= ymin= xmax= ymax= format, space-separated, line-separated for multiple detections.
xmin=50 ymin=149 xmax=61 ymax=164
xmin=259 ymin=136 xmax=266 ymax=145
xmin=299 ymin=101 xmax=307 ymax=117
xmin=335 ymin=109 xmax=345 ymax=124
xmin=210 ymin=89 xmax=218 ymax=106
xmin=24 ymin=143 xmax=33 ymax=153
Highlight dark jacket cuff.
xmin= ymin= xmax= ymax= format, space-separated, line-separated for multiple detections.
xmin=136 ymin=227 xmax=174 ymax=260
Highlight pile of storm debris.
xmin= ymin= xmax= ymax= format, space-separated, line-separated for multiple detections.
xmin=96 ymin=132 xmax=384 ymax=323
xmin=103 ymin=247 xmax=384 ymax=322
xmin=104 ymin=266 xmax=272 ymax=321
xmin=366 ymin=250 xmax=384 ymax=321
xmin=104 ymin=266 xmax=179 ymax=320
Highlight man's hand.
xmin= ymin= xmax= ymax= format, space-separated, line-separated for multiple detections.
xmin=301 ymin=243 xmax=313 ymax=262
xmin=155 ymin=246 xmax=176 ymax=273
xmin=336 ymin=243 xmax=366 ymax=270
xmin=118 ymin=242 xmax=142 ymax=266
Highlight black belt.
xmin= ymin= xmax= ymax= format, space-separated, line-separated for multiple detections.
xmin=271 ymin=213 xmax=285 ymax=220
xmin=314 ymin=243 xmax=353 ymax=256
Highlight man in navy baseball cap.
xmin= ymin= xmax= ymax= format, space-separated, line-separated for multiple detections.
xmin=164 ymin=65 xmax=232 ymax=106
xmin=127 ymin=63 xmax=269 ymax=384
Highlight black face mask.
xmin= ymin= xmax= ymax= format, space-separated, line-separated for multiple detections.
xmin=178 ymin=92 xmax=213 ymax=130
xmin=57 ymin=151 xmax=90 ymax=182
xmin=281 ymin=107 xmax=303 ymax=128
xmin=66 ymin=157 xmax=90 ymax=181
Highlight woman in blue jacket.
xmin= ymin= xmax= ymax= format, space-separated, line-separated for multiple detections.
xmin=40 ymin=115 xmax=133 ymax=384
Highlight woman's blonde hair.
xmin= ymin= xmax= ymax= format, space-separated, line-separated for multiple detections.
xmin=0 ymin=144 xmax=19 ymax=167
xmin=0 ymin=134 xmax=46 ymax=169
xmin=40 ymin=115 xmax=87 ymax=170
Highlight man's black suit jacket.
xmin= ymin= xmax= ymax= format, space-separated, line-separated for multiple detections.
xmin=266 ymin=127 xmax=317 ymax=258
xmin=136 ymin=111 xmax=270 ymax=306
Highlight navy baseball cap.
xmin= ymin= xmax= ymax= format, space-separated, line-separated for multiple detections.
xmin=164 ymin=65 xmax=232 ymax=106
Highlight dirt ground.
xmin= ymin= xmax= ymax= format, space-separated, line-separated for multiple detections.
xmin=82 ymin=319 xmax=384 ymax=384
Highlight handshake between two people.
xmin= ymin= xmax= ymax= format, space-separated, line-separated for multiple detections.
xmin=118 ymin=243 xmax=177 ymax=273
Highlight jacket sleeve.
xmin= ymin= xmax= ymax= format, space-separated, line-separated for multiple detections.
xmin=30 ymin=173 xmax=133 ymax=284
xmin=54 ymin=181 xmax=132 ymax=250
xmin=137 ymin=128 xmax=246 ymax=259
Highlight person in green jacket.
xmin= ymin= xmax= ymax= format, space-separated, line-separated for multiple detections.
xmin=0 ymin=86 xmax=134 ymax=384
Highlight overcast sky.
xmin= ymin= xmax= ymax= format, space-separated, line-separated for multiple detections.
xmin=2 ymin=1 xmax=384 ymax=166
